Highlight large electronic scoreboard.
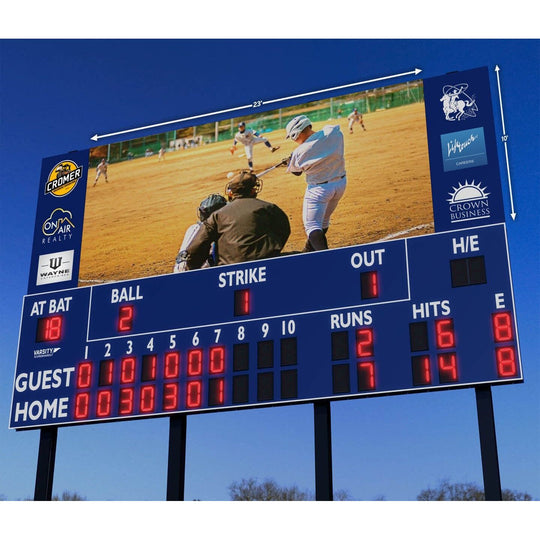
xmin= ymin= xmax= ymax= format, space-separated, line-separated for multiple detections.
xmin=10 ymin=66 xmax=522 ymax=430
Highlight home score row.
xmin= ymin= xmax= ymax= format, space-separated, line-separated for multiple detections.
xmin=10 ymin=222 xmax=521 ymax=429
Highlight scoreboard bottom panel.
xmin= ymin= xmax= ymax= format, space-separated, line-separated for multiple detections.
xmin=10 ymin=223 xmax=522 ymax=429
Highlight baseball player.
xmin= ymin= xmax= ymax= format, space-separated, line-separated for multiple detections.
xmin=184 ymin=171 xmax=290 ymax=268
xmin=93 ymin=158 xmax=109 ymax=186
xmin=230 ymin=121 xmax=280 ymax=171
xmin=173 ymin=194 xmax=228 ymax=272
xmin=347 ymin=108 xmax=366 ymax=134
xmin=158 ymin=147 xmax=166 ymax=161
xmin=285 ymin=115 xmax=347 ymax=251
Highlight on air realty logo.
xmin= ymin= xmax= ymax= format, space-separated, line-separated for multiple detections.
xmin=447 ymin=180 xmax=490 ymax=223
xmin=44 ymin=160 xmax=83 ymax=197
xmin=36 ymin=250 xmax=74 ymax=286
xmin=41 ymin=208 xmax=75 ymax=245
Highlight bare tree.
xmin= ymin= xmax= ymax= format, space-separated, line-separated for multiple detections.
xmin=417 ymin=479 xmax=533 ymax=501
xmin=228 ymin=478 xmax=351 ymax=501
xmin=51 ymin=490 xmax=87 ymax=501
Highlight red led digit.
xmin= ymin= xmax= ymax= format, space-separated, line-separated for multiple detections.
xmin=96 ymin=389 xmax=112 ymax=417
xmin=234 ymin=289 xmax=251 ymax=316
xmin=140 ymin=385 xmax=156 ymax=413
xmin=412 ymin=355 xmax=432 ymax=386
xmin=77 ymin=362 xmax=93 ymax=388
xmin=99 ymin=359 xmax=114 ymax=386
xmin=209 ymin=346 xmax=225 ymax=374
xmin=164 ymin=352 xmax=180 ymax=379
xmin=119 ymin=388 xmax=134 ymax=415
xmin=120 ymin=357 xmax=136 ymax=383
xmin=186 ymin=380 xmax=202 ymax=408
xmin=117 ymin=305 xmax=134 ymax=332
xmin=47 ymin=316 xmax=63 ymax=340
xmin=496 ymin=347 xmax=517 ymax=377
xmin=357 ymin=362 xmax=376 ymax=390
xmin=37 ymin=315 xmax=64 ymax=342
xmin=492 ymin=312 xmax=514 ymax=342
xmin=438 ymin=353 xmax=458 ymax=383
xmin=141 ymin=354 xmax=157 ymax=381
xmin=209 ymin=378 xmax=225 ymax=405
xmin=356 ymin=328 xmax=374 ymax=357
xmin=74 ymin=393 xmax=90 ymax=419
xmin=187 ymin=349 xmax=203 ymax=376
xmin=361 ymin=271 xmax=379 ymax=299
xmin=435 ymin=319 xmax=455 ymax=349
xmin=163 ymin=383 xmax=179 ymax=410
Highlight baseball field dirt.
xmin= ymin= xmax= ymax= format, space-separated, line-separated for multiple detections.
xmin=79 ymin=102 xmax=434 ymax=285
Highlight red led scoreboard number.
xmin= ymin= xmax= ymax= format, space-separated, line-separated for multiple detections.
xmin=36 ymin=315 xmax=63 ymax=342
xmin=492 ymin=311 xmax=518 ymax=377
xmin=117 ymin=305 xmax=134 ymax=332
xmin=74 ymin=345 xmax=227 ymax=420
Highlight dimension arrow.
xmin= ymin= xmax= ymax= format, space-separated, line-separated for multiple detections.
xmin=90 ymin=68 xmax=422 ymax=142
xmin=495 ymin=65 xmax=516 ymax=220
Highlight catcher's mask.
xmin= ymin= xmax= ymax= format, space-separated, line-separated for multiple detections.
xmin=197 ymin=193 xmax=227 ymax=221
xmin=225 ymin=170 xmax=262 ymax=201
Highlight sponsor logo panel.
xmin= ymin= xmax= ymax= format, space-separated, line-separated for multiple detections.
xmin=440 ymin=127 xmax=488 ymax=172
xmin=44 ymin=160 xmax=83 ymax=198
xmin=447 ymin=180 xmax=490 ymax=224
xmin=36 ymin=250 xmax=74 ymax=286
xmin=41 ymin=208 xmax=75 ymax=245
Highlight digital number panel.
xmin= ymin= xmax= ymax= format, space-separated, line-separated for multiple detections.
xmin=10 ymin=223 xmax=522 ymax=429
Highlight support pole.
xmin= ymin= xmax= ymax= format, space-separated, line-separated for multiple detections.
xmin=34 ymin=427 xmax=58 ymax=501
xmin=166 ymin=414 xmax=187 ymax=501
xmin=313 ymin=401 xmax=333 ymax=501
xmin=475 ymin=386 xmax=503 ymax=501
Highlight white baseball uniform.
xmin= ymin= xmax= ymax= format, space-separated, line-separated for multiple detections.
xmin=347 ymin=110 xmax=365 ymax=133
xmin=234 ymin=129 xmax=269 ymax=160
xmin=287 ymin=124 xmax=347 ymax=236
xmin=94 ymin=160 xmax=108 ymax=184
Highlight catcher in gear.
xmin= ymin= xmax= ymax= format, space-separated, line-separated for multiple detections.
xmin=184 ymin=171 xmax=290 ymax=268
xmin=173 ymin=193 xmax=227 ymax=273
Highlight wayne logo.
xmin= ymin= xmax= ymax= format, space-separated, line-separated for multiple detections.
xmin=440 ymin=83 xmax=478 ymax=121
xmin=447 ymin=180 xmax=490 ymax=223
xmin=36 ymin=250 xmax=74 ymax=286
xmin=44 ymin=160 xmax=83 ymax=197
xmin=42 ymin=208 xmax=75 ymax=245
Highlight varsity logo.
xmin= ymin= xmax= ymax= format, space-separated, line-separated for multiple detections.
xmin=447 ymin=180 xmax=490 ymax=223
xmin=34 ymin=347 xmax=61 ymax=359
xmin=440 ymin=83 xmax=478 ymax=121
xmin=44 ymin=160 xmax=83 ymax=197
xmin=36 ymin=250 xmax=74 ymax=286
xmin=41 ymin=208 xmax=75 ymax=245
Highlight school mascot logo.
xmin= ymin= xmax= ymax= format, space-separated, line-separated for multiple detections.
xmin=44 ymin=160 xmax=83 ymax=197
xmin=440 ymin=83 xmax=478 ymax=121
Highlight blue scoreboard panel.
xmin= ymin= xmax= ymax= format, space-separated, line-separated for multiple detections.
xmin=10 ymin=66 xmax=523 ymax=429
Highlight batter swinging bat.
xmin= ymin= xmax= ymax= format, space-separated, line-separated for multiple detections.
xmin=255 ymin=156 xmax=289 ymax=178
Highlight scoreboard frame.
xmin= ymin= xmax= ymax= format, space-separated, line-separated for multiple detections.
xmin=10 ymin=65 xmax=523 ymax=432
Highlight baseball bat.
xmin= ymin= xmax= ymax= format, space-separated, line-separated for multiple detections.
xmin=255 ymin=156 xmax=289 ymax=178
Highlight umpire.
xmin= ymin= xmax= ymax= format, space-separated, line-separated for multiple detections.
xmin=185 ymin=171 xmax=290 ymax=269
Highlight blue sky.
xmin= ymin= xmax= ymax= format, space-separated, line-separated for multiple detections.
xmin=0 ymin=33 xmax=538 ymax=535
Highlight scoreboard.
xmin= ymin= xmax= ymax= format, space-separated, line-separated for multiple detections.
xmin=10 ymin=66 xmax=523 ymax=430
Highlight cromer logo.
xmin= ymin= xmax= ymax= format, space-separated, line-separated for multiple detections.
xmin=45 ymin=160 xmax=83 ymax=197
